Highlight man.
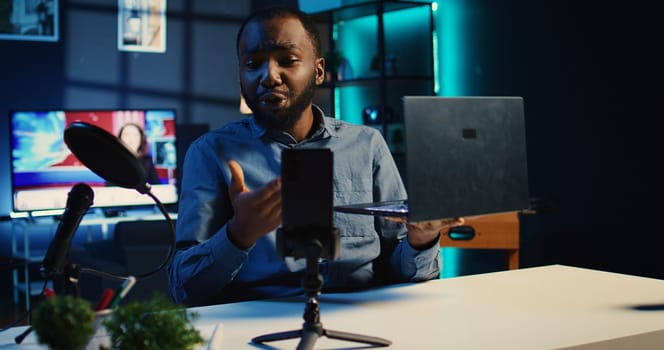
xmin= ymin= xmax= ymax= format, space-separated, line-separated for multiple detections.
xmin=167 ymin=7 xmax=463 ymax=306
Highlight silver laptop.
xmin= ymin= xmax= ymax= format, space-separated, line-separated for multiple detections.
xmin=334 ymin=96 xmax=530 ymax=222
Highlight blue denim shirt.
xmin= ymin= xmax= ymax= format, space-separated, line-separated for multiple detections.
xmin=168 ymin=106 xmax=440 ymax=305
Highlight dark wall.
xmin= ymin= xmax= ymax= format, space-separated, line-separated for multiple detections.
xmin=1 ymin=0 xmax=662 ymax=280
xmin=0 ymin=0 xmax=254 ymax=218
xmin=461 ymin=1 xmax=662 ymax=277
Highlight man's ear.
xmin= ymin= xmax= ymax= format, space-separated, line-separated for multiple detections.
xmin=238 ymin=86 xmax=252 ymax=114
xmin=315 ymin=57 xmax=325 ymax=85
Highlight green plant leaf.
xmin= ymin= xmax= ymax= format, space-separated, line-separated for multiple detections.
xmin=103 ymin=292 xmax=202 ymax=350
xmin=32 ymin=295 xmax=96 ymax=350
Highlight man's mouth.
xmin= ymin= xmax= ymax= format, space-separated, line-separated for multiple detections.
xmin=259 ymin=92 xmax=287 ymax=107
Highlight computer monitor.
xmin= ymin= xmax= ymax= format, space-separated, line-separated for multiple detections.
xmin=9 ymin=109 xmax=178 ymax=213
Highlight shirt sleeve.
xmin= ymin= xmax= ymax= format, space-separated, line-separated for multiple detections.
xmin=370 ymin=132 xmax=441 ymax=282
xmin=168 ymin=225 xmax=250 ymax=304
xmin=166 ymin=137 xmax=250 ymax=305
xmin=390 ymin=236 xmax=441 ymax=281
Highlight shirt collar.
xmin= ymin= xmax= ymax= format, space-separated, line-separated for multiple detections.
xmin=248 ymin=104 xmax=338 ymax=143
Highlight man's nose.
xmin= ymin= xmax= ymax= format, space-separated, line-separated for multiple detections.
xmin=260 ymin=59 xmax=282 ymax=87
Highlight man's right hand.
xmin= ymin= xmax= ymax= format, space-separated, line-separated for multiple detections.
xmin=226 ymin=160 xmax=282 ymax=250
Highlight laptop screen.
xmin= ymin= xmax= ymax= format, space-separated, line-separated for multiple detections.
xmin=403 ymin=96 xmax=529 ymax=221
xmin=335 ymin=96 xmax=530 ymax=222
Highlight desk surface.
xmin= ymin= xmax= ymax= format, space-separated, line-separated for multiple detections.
xmin=3 ymin=265 xmax=664 ymax=349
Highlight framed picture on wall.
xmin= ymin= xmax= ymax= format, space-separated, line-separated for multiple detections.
xmin=0 ymin=0 xmax=58 ymax=42
xmin=118 ymin=0 xmax=166 ymax=53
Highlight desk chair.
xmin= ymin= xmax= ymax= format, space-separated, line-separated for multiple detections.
xmin=440 ymin=211 xmax=520 ymax=270
xmin=70 ymin=219 xmax=172 ymax=303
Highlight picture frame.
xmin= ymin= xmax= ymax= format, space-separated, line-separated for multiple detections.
xmin=118 ymin=0 xmax=166 ymax=53
xmin=0 ymin=0 xmax=59 ymax=42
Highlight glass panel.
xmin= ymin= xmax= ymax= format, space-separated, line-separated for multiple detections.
xmin=338 ymin=83 xmax=380 ymax=125
xmin=384 ymin=5 xmax=433 ymax=77
xmin=336 ymin=14 xmax=378 ymax=80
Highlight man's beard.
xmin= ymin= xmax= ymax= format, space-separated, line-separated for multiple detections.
xmin=243 ymin=74 xmax=317 ymax=132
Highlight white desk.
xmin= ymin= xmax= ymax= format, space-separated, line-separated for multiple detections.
xmin=3 ymin=265 xmax=664 ymax=349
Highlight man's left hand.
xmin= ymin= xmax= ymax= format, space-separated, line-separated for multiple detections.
xmin=387 ymin=217 xmax=465 ymax=250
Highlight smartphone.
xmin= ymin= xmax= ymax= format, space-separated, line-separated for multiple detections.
xmin=278 ymin=148 xmax=339 ymax=259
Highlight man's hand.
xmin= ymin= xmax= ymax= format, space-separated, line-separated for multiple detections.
xmin=387 ymin=217 xmax=465 ymax=250
xmin=226 ymin=160 xmax=282 ymax=250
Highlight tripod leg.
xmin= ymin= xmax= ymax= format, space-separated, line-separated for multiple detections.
xmin=297 ymin=330 xmax=320 ymax=350
xmin=324 ymin=329 xmax=392 ymax=347
xmin=251 ymin=299 xmax=324 ymax=346
xmin=251 ymin=238 xmax=391 ymax=348
xmin=251 ymin=329 xmax=302 ymax=344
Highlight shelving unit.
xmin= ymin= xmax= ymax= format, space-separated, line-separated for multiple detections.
xmin=311 ymin=0 xmax=435 ymax=163
xmin=11 ymin=218 xmax=55 ymax=311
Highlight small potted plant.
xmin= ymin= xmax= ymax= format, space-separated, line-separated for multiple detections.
xmin=102 ymin=292 xmax=202 ymax=350
xmin=32 ymin=295 xmax=96 ymax=350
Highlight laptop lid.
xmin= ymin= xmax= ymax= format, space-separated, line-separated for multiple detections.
xmin=334 ymin=96 xmax=530 ymax=222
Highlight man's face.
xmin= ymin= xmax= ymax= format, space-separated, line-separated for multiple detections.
xmin=237 ymin=16 xmax=324 ymax=131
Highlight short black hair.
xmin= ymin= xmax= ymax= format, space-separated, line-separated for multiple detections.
xmin=236 ymin=7 xmax=322 ymax=58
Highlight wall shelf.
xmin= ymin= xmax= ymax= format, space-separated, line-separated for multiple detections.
xmin=311 ymin=0 xmax=435 ymax=164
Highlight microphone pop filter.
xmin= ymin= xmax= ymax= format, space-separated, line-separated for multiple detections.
xmin=64 ymin=122 xmax=150 ymax=193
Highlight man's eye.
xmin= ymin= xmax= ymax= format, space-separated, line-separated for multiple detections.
xmin=280 ymin=57 xmax=299 ymax=66
xmin=244 ymin=57 xmax=264 ymax=69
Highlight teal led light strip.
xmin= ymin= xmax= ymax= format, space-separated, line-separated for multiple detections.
xmin=436 ymin=0 xmax=466 ymax=97
xmin=332 ymin=21 xmax=338 ymax=41
xmin=432 ymin=3 xmax=440 ymax=94
xmin=435 ymin=0 xmax=467 ymax=278
xmin=334 ymin=87 xmax=340 ymax=119
xmin=432 ymin=30 xmax=440 ymax=94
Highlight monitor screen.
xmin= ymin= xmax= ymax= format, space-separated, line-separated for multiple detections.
xmin=10 ymin=109 xmax=178 ymax=213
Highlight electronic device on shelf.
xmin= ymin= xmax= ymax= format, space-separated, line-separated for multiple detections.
xmin=8 ymin=108 xmax=179 ymax=215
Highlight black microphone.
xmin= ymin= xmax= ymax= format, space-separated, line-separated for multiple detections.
xmin=63 ymin=122 xmax=177 ymax=280
xmin=40 ymin=183 xmax=94 ymax=278
xmin=64 ymin=122 xmax=150 ymax=193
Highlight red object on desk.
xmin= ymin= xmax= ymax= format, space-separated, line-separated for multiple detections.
xmin=95 ymin=288 xmax=115 ymax=311
xmin=43 ymin=288 xmax=56 ymax=298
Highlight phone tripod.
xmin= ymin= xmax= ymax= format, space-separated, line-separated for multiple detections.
xmin=251 ymin=238 xmax=392 ymax=350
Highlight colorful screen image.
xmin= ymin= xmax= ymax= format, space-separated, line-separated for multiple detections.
xmin=10 ymin=109 xmax=178 ymax=212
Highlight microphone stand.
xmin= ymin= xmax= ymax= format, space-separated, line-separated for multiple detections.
xmin=15 ymin=255 xmax=82 ymax=344
xmin=14 ymin=190 xmax=175 ymax=345
xmin=12 ymin=278 xmax=48 ymax=345
xmin=251 ymin=234 xmax=392 ymax=350
xmin=61 ymin=258 xmax=82 ymax=298
xmin=12 ymin=122 xmax=175 ymax=344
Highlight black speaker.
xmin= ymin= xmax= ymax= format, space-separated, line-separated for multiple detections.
xmin=175 ymin=123 xmax=210 ymax=198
